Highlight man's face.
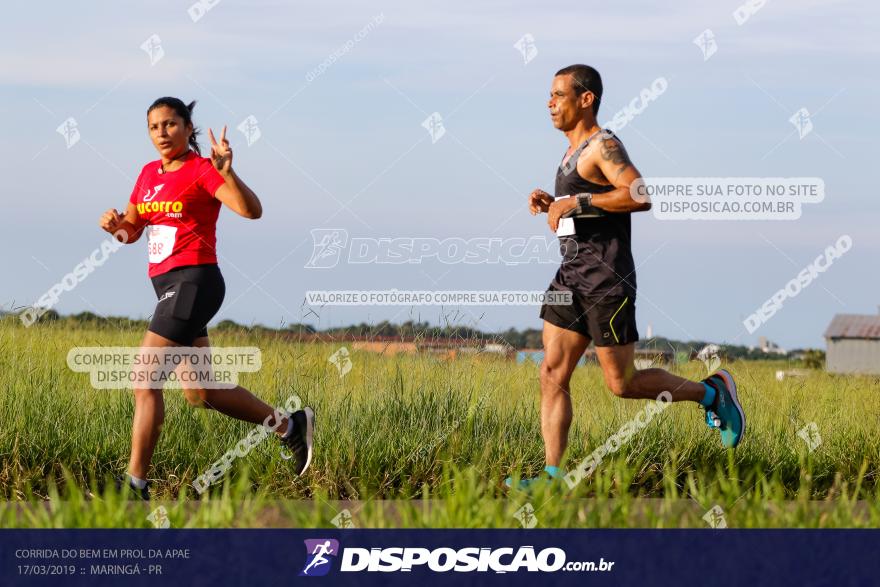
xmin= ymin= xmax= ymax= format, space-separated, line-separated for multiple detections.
xmin=548 ymin=74 xmax=592 ymax=131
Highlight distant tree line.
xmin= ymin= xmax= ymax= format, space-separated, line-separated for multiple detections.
xmin=1 ymin=310 xmax=824 ymax=363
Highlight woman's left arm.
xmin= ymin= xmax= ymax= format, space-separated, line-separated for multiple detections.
xmin=208 ymin=125 xmax=263 ymax=219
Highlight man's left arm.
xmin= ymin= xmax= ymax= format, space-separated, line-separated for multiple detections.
xmin=546 ymin=136 xmax=650 ymax=231
xmin=588 ymin=137 xmax=650 ymax=213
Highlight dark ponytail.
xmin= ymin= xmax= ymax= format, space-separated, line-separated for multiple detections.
xmin=147 ymin=97 xmax=201 ymax=155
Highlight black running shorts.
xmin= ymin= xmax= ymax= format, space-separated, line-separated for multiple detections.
xmin=539 ymin=284 xmax=638 ymax=347
xmin=148 ymin=264 xmax=225 ymax=345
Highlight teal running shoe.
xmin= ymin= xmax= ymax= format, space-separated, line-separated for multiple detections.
xmin=505 ymin=466 xmax=562 ymax=491
xmin=702 ymin=369 xmax=745 ymax=448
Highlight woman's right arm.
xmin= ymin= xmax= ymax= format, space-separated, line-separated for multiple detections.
xmin=99 ymin=202 xmax=147 ymax=243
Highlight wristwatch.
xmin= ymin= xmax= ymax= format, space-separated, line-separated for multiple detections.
xmin=561 ymin=193 xmax=604 ymax=218
xmin=575 ymin=193 xmax=593 ymax=214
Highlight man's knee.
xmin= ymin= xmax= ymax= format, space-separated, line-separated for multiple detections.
xmin=540 ymin=360 xmax=574 ymax=392
xmin=605 ymin=374 xmax=635 ymax=397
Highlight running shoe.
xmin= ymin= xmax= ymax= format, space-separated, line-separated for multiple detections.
xmin=702 ymin=369 xmax=745 ymax=448
xmin=281 ymin=407 xmax=315 ymax=475
xmin=114 ymin=476 xmax=150 ymax=501
xmin=504 ymin=466 xmax=562 ymax=491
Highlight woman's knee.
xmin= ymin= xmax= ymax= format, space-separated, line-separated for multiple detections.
xmin=183 ymin=388 xmax=214 ymax=409
xmin=132 ymin=388 xmax=166 ymax=424
xmin=133 ymin=388 xmax=164 ymax=403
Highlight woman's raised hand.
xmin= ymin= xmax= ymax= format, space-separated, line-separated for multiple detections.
xmin=208 ymin=125 xmax=232 ymax=175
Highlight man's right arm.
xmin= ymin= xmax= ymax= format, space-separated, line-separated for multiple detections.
xmin=528 ymin=188 xmax=554 ymax=215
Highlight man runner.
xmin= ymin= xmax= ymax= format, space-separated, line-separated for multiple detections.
xmin=508 ymin=65 xmax=745 ymax=489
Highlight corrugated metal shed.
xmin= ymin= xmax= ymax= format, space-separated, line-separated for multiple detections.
xmin=824 ymin=314 xmax=880 ymax=339
xmin=825 ymin=313 xmax=880 ymax=375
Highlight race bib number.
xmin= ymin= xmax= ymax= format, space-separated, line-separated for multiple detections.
xmin=147 ymin=225 xmax=177 ymax=264
xmin=554 ymin=195 xmax=575 ymax=237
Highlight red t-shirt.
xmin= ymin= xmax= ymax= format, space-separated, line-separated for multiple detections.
xmin=128 ymin=151 xmax=226 ymax=277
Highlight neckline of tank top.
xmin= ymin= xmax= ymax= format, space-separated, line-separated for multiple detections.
xmin=560 ymin=128 xmax=609 ymax=169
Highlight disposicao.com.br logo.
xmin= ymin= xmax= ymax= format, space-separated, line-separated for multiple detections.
xmin=300 ymin=539 xmax=340 ymax=577
xmin=300 ymin=539 xmax=614 ymax=575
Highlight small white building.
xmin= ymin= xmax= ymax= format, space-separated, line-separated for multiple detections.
xmin=757 ymin=336 xmax=786 ymax=355
xmin=824 ymin=313 xmax=880 ymax=375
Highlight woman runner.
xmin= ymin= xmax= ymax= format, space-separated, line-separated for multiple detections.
xmin=98 ymin=97 xmax=314 ymax=499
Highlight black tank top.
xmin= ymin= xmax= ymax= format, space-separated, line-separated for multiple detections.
xmin=552 ymin=131 xmax=637 ymax=299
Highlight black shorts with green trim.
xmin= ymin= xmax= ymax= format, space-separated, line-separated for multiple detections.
xmin=539 ymin=285 xmax=639 ymax=347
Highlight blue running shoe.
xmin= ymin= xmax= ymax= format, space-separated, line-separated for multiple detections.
xmin=505 ymin=466 xmax=562 ymax=491
xmin=702 ymin=369 xmax=745 ymax=448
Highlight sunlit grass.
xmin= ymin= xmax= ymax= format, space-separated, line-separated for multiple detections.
xmin=2 ymin=319 xmax=879 ymax=527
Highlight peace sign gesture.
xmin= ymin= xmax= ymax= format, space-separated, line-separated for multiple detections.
xmin=208 ymin=125 xmax=233 ymax=175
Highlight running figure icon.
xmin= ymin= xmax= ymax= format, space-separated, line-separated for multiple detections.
xmin=302 ymin=540 xmax=336 ymax=576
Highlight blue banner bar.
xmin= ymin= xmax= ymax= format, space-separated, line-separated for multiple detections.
xmin=2 ymin=529 xmax=877 ymax=586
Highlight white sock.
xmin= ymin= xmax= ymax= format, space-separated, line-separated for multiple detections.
xmin=127 ymin=474 xmax=147 ymax=489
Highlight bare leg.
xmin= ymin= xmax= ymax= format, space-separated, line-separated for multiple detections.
xmin=127 ymin=330 xmax=175 ymax=480
xmin=540 ymin=321 xmax=590 ymax=467
xmin=180 ymin=336 xmax=291 ymax=434
xmin=595 ymin=343 xmax=705 ymax=402
xmin=127 ymin=331 xmax=291 ymax=481
xmin=128 ymin=387 xmax=165 ymax=480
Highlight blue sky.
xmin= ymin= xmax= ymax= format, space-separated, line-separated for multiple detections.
xmin=2 ymin=0 xmax=877 ymax=349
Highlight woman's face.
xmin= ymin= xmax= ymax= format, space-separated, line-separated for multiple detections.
xmin=147 ymin=106 xmax=192 ymax=159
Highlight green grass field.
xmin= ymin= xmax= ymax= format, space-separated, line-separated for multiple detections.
xmin=2 ymin=319 xmax=879 ymax=528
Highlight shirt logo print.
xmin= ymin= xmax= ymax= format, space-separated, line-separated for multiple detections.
xmin=143 ymin=184 xmax=165 ymax=202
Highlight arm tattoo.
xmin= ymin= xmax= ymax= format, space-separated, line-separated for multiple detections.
xmin=599 ymin=138 xmax=632 ymax=179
